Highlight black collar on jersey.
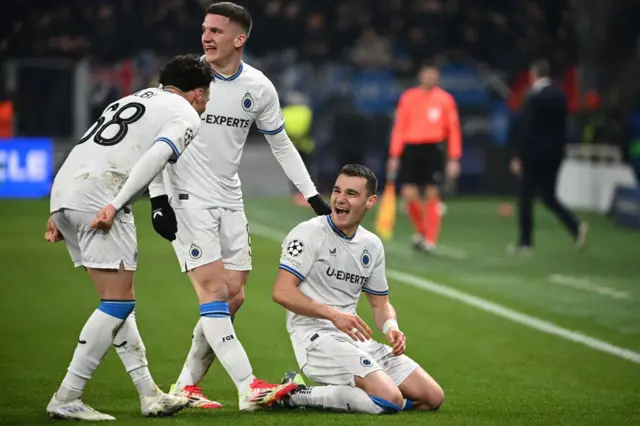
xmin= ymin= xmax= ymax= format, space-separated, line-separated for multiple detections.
xmin=325 ymin=215 xmax=355 ymax=240
xmin=214 ymin=62 xmax=244 ymax=81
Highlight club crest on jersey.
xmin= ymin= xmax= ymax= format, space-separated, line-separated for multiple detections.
xmin=360 ymin=356 xmax=373 ymax=367
xmin=189 ymin=243 xmax=202 ymax=259
xmin=360 ymin=249 xmax=371 ymax=268
xmin=242 ymin=92 xmax=254 ymax=111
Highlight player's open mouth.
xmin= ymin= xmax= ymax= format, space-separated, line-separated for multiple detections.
xmin=204 ymin=46 xmax=217 ymax=53
xmin=335 ymin=207 xmax=349 ymax=217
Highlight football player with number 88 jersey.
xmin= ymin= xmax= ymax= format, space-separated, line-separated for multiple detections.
xmin=272 ymin=165 xmax=445 ymax=414
xmin=148 ymin=2 xmax=330 ymax=411
xmin=44 ymin=54 xmax=212 ymax=421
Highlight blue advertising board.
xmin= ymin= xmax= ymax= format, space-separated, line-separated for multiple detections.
xmin=439 ymin=65 xmax=492 ymax=107
xmin=0 ymin=138 xmax=54 ymax=198
xmin=352 ymin=69 xmax=400 ymax=115
xmin=610 ymin=185 xmax=640 ymax=230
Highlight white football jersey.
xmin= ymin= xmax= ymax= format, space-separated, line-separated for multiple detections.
xmin=165 ymin=62 xmax=284 ymax=210
xmin=50 ymin=88 xmax=200 ymax=213
xmin=279 ymin=216 xmax=389 ymax=338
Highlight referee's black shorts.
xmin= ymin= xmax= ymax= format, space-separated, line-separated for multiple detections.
xmin=398 ymin=142 xmax=446 ymax=187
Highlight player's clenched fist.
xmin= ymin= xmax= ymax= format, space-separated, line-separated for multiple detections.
xmin=330 ymin=311 xmax=372 ymax=342
xmin=150 ymin=195 xmax=178 ymax=241
xmin=386 ymin=329 xmax=406 ymax=356
xmin=91 ymin=204 xmax=117 ymax=230
xmin=44 ymin=216 xmax=64 ymax=242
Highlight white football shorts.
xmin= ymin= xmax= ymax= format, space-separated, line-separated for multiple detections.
xmin=52 ymin=208 xmax=138 ymax=271
xmin=292 ymin=330 xmax=419 ymax=387
xmin=172 ymin=207 xmax=252 ymax=273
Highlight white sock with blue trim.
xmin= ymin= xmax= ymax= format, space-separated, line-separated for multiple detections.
xmin=113 ymin=309 xmax=158 ymax=398
xmin=55 ymin=300 xmax=134 ymax=402
xmin=175 ymin=318 xmax=216 ymax=391
xmin=290 ymin=385 xmax=400 ymax=414
xmin=199 ymin=301 xmax=255 ymax=394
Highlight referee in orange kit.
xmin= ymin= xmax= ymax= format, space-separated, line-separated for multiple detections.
xmin=387 ymin=63 xmax=462 ymax=253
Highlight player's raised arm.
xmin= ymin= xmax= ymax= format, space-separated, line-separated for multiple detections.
xmin=256 ymin=80 xmax=331 ymax=216
xmin=108 ymin=118 xmax=200 ymax=214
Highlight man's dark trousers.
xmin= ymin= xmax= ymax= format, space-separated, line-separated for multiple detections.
xmin=518 ymin=160 xmax=580 ymax=247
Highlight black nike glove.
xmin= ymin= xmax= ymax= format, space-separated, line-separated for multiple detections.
xmin=307 ymin=194 xmax=332 ymax=216
xmin=150 ymin=195 xmax=177 ymax=241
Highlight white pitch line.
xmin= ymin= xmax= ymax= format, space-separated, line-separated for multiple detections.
xmin=549 ymin=274 xmax=631 ymax=300
xmin=248 ymin=206 xmax=470 ymax=260
xmin=250 ymin=222 xmax=640 ymax=365
xmin=385 ymin=240 xmax=468 ymax=261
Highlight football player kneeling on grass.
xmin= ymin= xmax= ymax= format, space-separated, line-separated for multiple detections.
xmin=270 ymin=164 xmax=444 ymax=414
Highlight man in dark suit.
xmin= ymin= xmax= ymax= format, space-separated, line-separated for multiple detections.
xmin=510 ymin=59 xmax=588 ymax=252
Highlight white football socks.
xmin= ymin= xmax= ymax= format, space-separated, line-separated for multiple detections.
xmin=199 ymin=302 xmax=254 ymax=394
xmin=175 ymin=319 xmax=216 ymax=390
xmin=56 ymin=301 xmax=134 ymax=402
xmin=290 ymin=385 xmax=385 ymax=414
xmin=113 ymin=310 xmax=158 ymax=398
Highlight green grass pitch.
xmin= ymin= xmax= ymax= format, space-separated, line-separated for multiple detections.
xmin=0 ymin=198 xmax=639 ymax=425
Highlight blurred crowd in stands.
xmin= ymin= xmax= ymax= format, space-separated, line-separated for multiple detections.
xmin=4 ymin=0 xmax=578 ymax=76
xmin=3 ymin=0 xmax=640 ymax=188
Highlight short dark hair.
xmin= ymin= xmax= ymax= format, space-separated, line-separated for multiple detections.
xmin=531 ymin=58 xmax=550 ymax=78
xmin=419 ymin=61 xmax=439 ymax=71
xmin=339 ymin=164 xmax=378 ymax=196
xmin=159 ymin=54 xmax=214 ymax=92
xmin=206 ymin=2 xmax=252 ymax=36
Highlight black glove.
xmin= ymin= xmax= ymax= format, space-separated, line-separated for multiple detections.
xmin=307 ymin=194 xmax=332 ymax=216
xmin=150 ymin=195 xmax=177 ymax=241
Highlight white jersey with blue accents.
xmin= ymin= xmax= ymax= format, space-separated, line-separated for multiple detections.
xmin=165 ymin=62 xmax=285 ymax=210
xmin=279 ymin=215 xmax=389 ymax=338
xmin=50 ymin=87 xmax=200 ymax=214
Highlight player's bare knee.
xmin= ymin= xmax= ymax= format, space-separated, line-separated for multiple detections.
xmin=356 ymin=372 xmax=404 ymax=410
xmin=399 ymin=367 xmax=444 ymax=411
xmin=87 ymin=265 xmax=134 ymax=300
xmin=426 ymin=384 xmax=445 ymax=410
xmin=424 ymin=185 xmax=440 ymax=200
xmin=383 ymin=387 xmax=404 ymax=409
xmin=225 ymin=270 xmax=248 ymax=314
xmin=368 ymin=387 xmax=403 ymax=410
xmin=400 ymin=184 xmax=420 ymax=201
xmin=188 ymin=261 xmax=228 ymax=303
xmin=228 ymin=286 xmax=245 ymax=314
xmin=413 ymin=381 xmax=445 ymax=411
xmin=226 ymin=269 xmax=247 ymax=296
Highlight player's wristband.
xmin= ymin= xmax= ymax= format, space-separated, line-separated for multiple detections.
xmin=382 ymin=319 xmax=399 ymax=334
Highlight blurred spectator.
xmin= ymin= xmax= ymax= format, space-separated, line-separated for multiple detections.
xmin=351 ymin=27 xmax=392 ymax=69
xmin=0 ymin=88 xmax=14 ymax=139
xmin=3 ymin=0 xmax=581 ymax=79
xmin=5 ymin=0 xmax=638 ymax=192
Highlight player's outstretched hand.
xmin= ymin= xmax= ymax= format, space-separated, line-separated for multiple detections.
xmin=150 ymin=195 xmax=177 ymax=241
xmin=386 ymin=329 xmax=406 ymax=356
xmin=331 ymin=311 xmax=372 ymax=342
xmin=91 ymin=205 xmax=117 ymax=231
xmin=307 ymin=194 xmax=332 ymax=216
xmin=44 ymin=216 xmax=64 ymax=242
